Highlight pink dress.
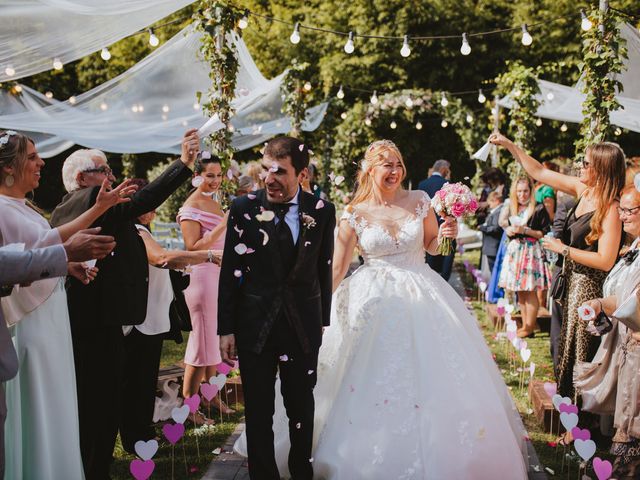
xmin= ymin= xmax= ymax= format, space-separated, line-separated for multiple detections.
xmin=177 ymin=206 xmax=225 ymax=367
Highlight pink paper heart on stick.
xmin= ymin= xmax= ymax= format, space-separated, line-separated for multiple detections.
xmin=130 ymin=459 xmax=155 ymax=480
xmin=216 ymin=362 xmax=232 ymax=375
xmin=183 ymin=394 xmax=201 ymax=414
xmin=543 ymin=382 xmax=557 ymax=398
xmin=558 ymin=403 xmax=579 ymax=415
xmin=593 ymin=457 xmax=613 ymax=480
xmin=163 ymin=423 xmax=185 ymax=445
xmin=200 ymin=383 xmax=219 ymax=402
xmin=571 ymin=427 xmax=591 ymax=441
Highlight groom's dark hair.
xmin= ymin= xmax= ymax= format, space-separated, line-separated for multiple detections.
xmin=264 ymin=136 xmax=309 ymax=174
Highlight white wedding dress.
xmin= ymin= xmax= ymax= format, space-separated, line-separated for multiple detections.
xmin=236 ymin=190 xmax=528 ymax=479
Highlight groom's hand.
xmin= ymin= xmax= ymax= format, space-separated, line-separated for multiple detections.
xmin=220 ymin=334 xmax=237 ymax=364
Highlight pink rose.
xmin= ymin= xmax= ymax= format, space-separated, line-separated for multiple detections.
xmin=437 ymin=189 xmax=447 ymax=200
xmin=469 ymin=199 xmax=479 ymax=212
xmin=451 ymin=202 xmax=466 ymax=217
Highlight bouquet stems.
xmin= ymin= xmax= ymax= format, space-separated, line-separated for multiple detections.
xmin=438 ymin=237 xmax=453 ymax=256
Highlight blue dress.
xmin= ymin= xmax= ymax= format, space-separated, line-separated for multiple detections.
xmin=487 ymin=230 xmax=507 ymax=303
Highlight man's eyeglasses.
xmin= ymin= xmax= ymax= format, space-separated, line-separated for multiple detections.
xmin=83 ymin=166 xmax=112 ymax=175
xmin=617 ymin=205 xmax=640 ymax=216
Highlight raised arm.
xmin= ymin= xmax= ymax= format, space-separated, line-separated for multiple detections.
xmin=137 ymin=228 xmax=215 ymax=269
xmin=332 ymin=217 xmax=358 ymax=293
xmin=490 ymin=133 xmax=584 ymax=197
xmin=180 ymin=212 xmax=228 ymax=251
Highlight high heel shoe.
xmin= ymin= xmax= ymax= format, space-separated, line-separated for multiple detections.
xmin=206 ymin=395 xmax=236 ymax=414
xmin=516 ymin=328 xmax=535 ymax=338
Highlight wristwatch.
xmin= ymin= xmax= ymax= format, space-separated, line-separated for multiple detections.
xmin=561 ymin=245 xmax=570 ymax=258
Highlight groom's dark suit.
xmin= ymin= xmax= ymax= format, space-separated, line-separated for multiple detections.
xmin=218 ymin=188 xmax=335 ymax=480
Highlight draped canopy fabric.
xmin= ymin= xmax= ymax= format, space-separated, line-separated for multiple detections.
xmin=0 ymin=0 xmax=195 ymax=82
xmin=499 ymin=23 xmax=640 ymax=133
xmin=0 ymin=25 xmax=328 ymax=157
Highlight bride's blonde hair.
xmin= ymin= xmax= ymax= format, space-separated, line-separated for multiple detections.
xmin=349 ymin=140 xmax=407 ymax=206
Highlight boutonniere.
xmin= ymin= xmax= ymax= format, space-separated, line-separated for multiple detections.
xmin=301 ymin=213 xmax=317 ymax=231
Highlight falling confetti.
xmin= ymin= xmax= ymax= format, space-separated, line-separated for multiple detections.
xmin=191 ymin=176 xmax=204 ymax=188
xmin=259 ymin=229 xmax=269 ymax=246
xmin=334 ymin=175 xmax=345 ymax=186
xmin=247 ymin=193 xmax=256 ymax=200
xmin=243 ymin=213 xmax=251 ymax=220
xmin=201 ymin=151 xmax=212 ymax=160
xmin=233 ymin=225 xmax=243 ymax=237
xmin=234 ymin=270 xmax=242 ymax=278
xmin=256 ymin=210 xmax=275 ymax=222
xmin=296 ymin=423 xmax=302 ymax=429
xmin=298 ymin=144 xmax=305 ymax=151
xmin=234 ymin=243 xmax=248 ymax=255
xmin=315 ymin=200 xmax=324 ymax=209
xmin=307 ymin=370 xmax=314 ymax=375
xmin=227 ymin=169 xmax=234 ymax=180
xmin=304 ymin=241 xmax=311 ymax=247
xmin=212 ymin=448 xmax=221 ymax=455
xmin=279 ymin=355 xmax=288 ymax=362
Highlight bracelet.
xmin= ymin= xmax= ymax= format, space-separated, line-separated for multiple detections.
xmin=207 ymin=249 xmax=214 ymax=263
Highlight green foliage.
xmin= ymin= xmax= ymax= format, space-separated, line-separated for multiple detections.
xmin=576 ymin=6 xmax=628 ymax=156
xmin=280 ymin=59 xmax=316 ymax=137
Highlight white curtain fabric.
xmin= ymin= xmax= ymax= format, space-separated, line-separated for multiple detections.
xmin=0 ymin=0 xmax=195 ymax=82
xmin=0 ymin=25 xmax=328 ymax=157
xmin=499 ymin=23 xmax=640 ymax=133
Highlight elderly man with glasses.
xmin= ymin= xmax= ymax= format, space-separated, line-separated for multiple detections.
xmin=50 ymin=130 xmax=200 ymax=480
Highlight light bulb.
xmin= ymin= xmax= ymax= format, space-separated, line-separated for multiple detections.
xmin=14 ymin=85 xmax=22 ymax=93
xmin=100 ymin=102 xmax=108 ymax=111
xmin=238 ymin=14 xmax=249 ymax=30
xmin=546 ymin=92 xmax=555 ymax=101
xmin=162 ymin=104 xmax=170 ymax=113
xmin=581 ymin=10 xmax=593 ymax=31
xmin=390 ymin=121 xmax=397 ymax=129
xmin=478 ymin=89 xmax=486 ymax=103
xmin=68 ymin=95 xmax=77 ymax=105
xmin=535 ymin=118 xmax=542 ymax=127
xmin=416 ymin=121 xmax=423 ymax=130
xmin=400 ymin=35 xmax=411 ymax=58
xmin=303 ymin=81 xmax=312 ymax=91
xmin=45 ymin=91 xmax=53 ymax=99
xmin=615 ymin=127 xmax=622 ymax=136
xmin=100 ymin=47 xmax=111 ymax=61
xmin=193 ymin=102 xmax=199 ymax=110
xmin=336 ymin=85 xmax=345 ymax=99
xmin=364 ymin=118 xmax=372 ymax=126
xmin=560 ymin=123 xmax=568 ymax=132
xmin=521 ymin=24 xmax=533 ymax=46
xmin=441 ymin=119 xmax=448 ymax=128
xmin=290 ymin=22 xmax=301 ymax=45
xmin=53 ymin=58 xmax=63 ymax=70
xmin=460 ymin=33 xmax=471 ymax=56
xmin=405 ymin=97 xmax=414 ymax=108
xmin=131 ymin=104 xmax=139 ymax=113
xmin=227 ymin=124 xmax=235 ymax=132
xmin=4 ymin=66 xmax=15 ymax=76
xmin=148 ymin=30 xmax=159 ymax=47
xmin=340 ymin=112 xmax=347 ymax=120
xmin=440 ymin=93 xmax=449 ymax=107
xmin=466 ymin=113 xmax=473 ymax=123
xmin=138 ymin=104 xmax=144 ymax=112
xmin=370 ymin=90 xmax=378 ymax=105
xmin=344 ymin=32 xmax=355 ymax=54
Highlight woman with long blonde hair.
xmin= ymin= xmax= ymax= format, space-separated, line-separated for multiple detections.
xmin=491 ymin=133 xmax=625 ymax=407
xmin=236 ymin=139 xmax=530 ymax=478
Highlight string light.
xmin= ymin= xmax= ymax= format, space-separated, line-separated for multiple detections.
xmin=615 ymin=127 xmax=622 ymax=136
xmin=344 ymin=32 xmax=355 ymax=54
xmin=370 ymin=90 xmax=379 ymax=105
xmin=14 ymin=85 xmax=22 ymax=93
xmin=100 ymin=102 xmax=108 ymax=111
xmin=303 ymin=81 xmax=312 ymax=91
xmin=100 ymin=47 xmax=111 ymax=61
xmin=131 ymin=104 xmax=139 ymax=113
xmin=340 ymin=112 xmax=347 ymax=119
xmin=45 ymin=91 xmax=53 ymax=99
xmin=238 ymin=12 xmax=249 ymax=29
xmin=400 ymin=35 xmax=411 ymax=58
xmin=535 ymin=118 xmax=542 ymax=127
xmin=546 ymin=92 xmax=555 ymax=101
xmin=581 ymin=10 xmax=593 ymax=31
xmin=390 ymin=121 xmax=397 ymax=129
xmin=441 ymin=119 xmax=448 ymax=128
xmin=53 ymin=58 xmax=63 ymax=70
xmin=521 ymin=24 xmax=533 ymax=46
xmin=478 ymin=89 xmax=486 ymax=103
xmin=68 ymin=96 xmax=77 ymax=104
xmin=440 ymin=92 xmax=449 ymax=107
xmin=336 ymin=85 xmax=344 ymax=99
xmin=290 ymin=22 xmax=301 ymax=44
xmin=466 ymin=113 xmax=473 ymax=123
xmin=405 ymin=97 xmax=414 ymax=108
xmin=460 ymin=33 xmax=471 ymax=55
xmin=148 ymin=29 xmax=160 ymax=47
xmin=560 ymin=123 xmax=568 ymax=132
xmin=364 ymin=118 xmax=372 ymax=126
xmin=162 ymin=104 xmax=170 ymax=113
xmin=4 ymin=66 xmax=15 ymax=76
xmin=416 ymin=121 xmax=423 ymax=130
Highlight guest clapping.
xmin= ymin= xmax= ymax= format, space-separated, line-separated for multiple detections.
xmin=178 ymin=153 xmax=232 ymax=421
xmin=50 ymin=129 xmax=199 ymax=479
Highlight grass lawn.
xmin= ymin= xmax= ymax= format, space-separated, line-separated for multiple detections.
xmin=457 ymin=249 xmax=614 ymax=477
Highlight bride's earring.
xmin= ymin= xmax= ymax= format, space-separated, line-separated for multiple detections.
xmin=4 ymin=174 xmax=14 ymax=187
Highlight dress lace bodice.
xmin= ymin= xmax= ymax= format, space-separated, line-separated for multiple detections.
xmin=341 ymin=190 xmax=431 ymax=267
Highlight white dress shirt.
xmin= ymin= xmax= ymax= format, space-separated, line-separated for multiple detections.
xmin=274 ymin=187 xmax=300 ymax=244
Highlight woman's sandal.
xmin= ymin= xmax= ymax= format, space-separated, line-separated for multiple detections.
xmin=187 ymin=410 xmax=215 ymax=427
xmin=207 ymin=396 xmax=236 ymax=415
xmin=556 ymin=431 xmax=573 ymax=446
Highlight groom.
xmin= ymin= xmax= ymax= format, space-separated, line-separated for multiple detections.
xmin=218 ymin=136 xmax=335 ymax=480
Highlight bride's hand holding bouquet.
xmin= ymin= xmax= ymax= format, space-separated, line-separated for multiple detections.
xmin=431 ymin=182 xmax=479 ymax=255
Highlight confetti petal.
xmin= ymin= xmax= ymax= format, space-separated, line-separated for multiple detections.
xmin=227 ymin=169 xmax=234 ymax=180
xmin=243 ymin=213 xmax=251 ymax=220
xmin=247 ymin=193 xmax=256 ymax=200
xmin=256 ymin=210 xmax=275 ymax=222
xmin=334 ymin=175 xmax=345 ymax=186
xmin=298 ymin=144 xmax=305 ymax=151
xmin=212 ymin=448 xmax=221 ymax=455
xmin=259 ymin=229 xmax=269 ymax=246
xmin=233 ymin=270 xmax=242 ymax=278
xmin=234 ymin=243 xmax=248 ymax=255
xmin=245 ymin=248 xmax=255 ymax=254
xmin=279 ymin=355 xmax=288 ymax=362
xmin=201 ymin=151 xmax=212 ymax=160
xmin=304 ymin=241 xmax=311 ymax=247
xmin=233 ymin=225 xmax=243 ymax=237
xmin=191 ymin=176 xmax=204 ymax=188
xmin=315 ymin=199 xmax=324 ymax=209
xmin=307 ymin=370 xmax=314 ymax=375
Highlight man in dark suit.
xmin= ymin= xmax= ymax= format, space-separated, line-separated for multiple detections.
xmin=0 ymin=229 xmax=115 ymax=478
xmin=478 ymin=191 xmax=504 ymax=274
xmin=418 ymin=159 xmax=456 ymax=280
xmin=50 ymin=130 xmax=198 ymax=479
xmin=218 ymin=137 xmax=335 ymax=480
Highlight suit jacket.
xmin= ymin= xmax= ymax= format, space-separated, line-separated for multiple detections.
xmin=0 ymin=246 xmax=67 ymax=420
xmin=418 ymin=174 xmax=448 ymax=225
xmin=50 ymin=159 xmax=191 ymax=329
xmin=478 ymin=205 xmax=503 ymax=257
xmin=217 ymin=189 xmax=336 ymax=355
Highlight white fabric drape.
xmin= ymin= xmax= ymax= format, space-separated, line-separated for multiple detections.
xmin=0 ymin=0 xmax=194 ymax=82
xmin=499 ymin=23 xmax=640 ymax=133
xmin=0 ymin=25 xmax=328 ymax=156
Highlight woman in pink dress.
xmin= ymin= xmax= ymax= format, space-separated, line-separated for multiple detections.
xmin=178 ymin=154 xmax=233 ymax=419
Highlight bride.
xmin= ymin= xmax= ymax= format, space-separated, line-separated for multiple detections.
xmin=237 ymin=140 xmax=529 ymax=478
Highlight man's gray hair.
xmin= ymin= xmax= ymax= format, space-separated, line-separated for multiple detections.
xmin=432 ymin=159 xmax=450 ymax=173
xmin=62 ymin=149 xmax=108 ymax=192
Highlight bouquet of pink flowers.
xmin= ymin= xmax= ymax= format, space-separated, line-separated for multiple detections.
xmin=431 ymin=182 xmax=479 ymax=255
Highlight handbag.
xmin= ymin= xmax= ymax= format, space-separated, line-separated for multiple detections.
xmin=168 ymin=269 xmax=191 ymax=332
xmin=612 ymin=288 xmax=640 ymax=332
xmin=550 ymin=259 xmax=567 ymax=304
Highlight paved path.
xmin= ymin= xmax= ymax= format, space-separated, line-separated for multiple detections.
xmin=203 ymin=270 xmax=548 ymax=480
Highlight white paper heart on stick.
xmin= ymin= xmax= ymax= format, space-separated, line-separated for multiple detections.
xmin=520 ymin=348 xmax=531 ymax=362
xmin=505 ymin=304 xmax=515 ymax=314
xmin=552 ymin=394 xmax=572 ymax=410
xmin=134 ymin=439 xmax=158 ymax=461
xmin=559 ymin=412 xmax=579 ymax=431
xmin=209 ymin=373 xmax=227 ymax=389
xmin=171 ymin=405 xmax=190 ymax=424
xmin=506 ymin=322 xmax=517 ymax=332
xmin=472 ymin=141 xmax=492 ymax=162
xmin=574 ymin=439 xmax=597 ymax=461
